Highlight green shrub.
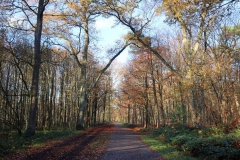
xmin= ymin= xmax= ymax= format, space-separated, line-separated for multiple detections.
xmin=151 ymin=128 xmax=165 ymax=136
xmin=171 ymin=135 xmax=192 ymax=149
xmin=0 ymin=139 xmax=12 ymax=156
xmin=182 ymin=136 xmax=240 ymax=159
xmin=229 ymin=129 xmax=240 ymax=138
xmin=149 ymin=126 xmax=240 ymax=159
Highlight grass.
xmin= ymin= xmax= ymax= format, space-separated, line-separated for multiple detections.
xmin=26 ymin=130 xmax=81 ymax=147
xmin=0 ymin=130 xmax=81 ymax=157
xmin=141 ymin=135 xmax=197 ymax=160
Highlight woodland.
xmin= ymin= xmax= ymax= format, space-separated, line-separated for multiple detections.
xmin=0 ymin=0 xmax=240 ymax=158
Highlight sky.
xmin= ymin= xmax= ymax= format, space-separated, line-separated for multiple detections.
xmin=94 ymin=16 xmax=131 ymax=64
xmin=94 ymin=16 xmax=133 ymax=88
xmin=94 ymin=14 xmax=170 ymax=65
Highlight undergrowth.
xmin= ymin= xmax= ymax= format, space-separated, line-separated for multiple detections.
xmin=142 ymin=135 xmax=196 ymax=160
xmin=141 ymin=126 xmax=240 ymax=160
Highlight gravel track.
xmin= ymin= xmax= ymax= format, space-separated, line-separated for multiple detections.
xmin=100 ymin=123 xmax=163 ymax=160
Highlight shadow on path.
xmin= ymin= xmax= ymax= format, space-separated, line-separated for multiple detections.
xmin=100 ymin=123 xmax=163 ymax=160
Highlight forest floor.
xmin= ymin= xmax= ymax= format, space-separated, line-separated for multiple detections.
xmin=5 ymin=123 xmax=240 ymax=160
xmin=5 ymin=124 xmax=114 ymax=160
xmin=4 ymin=123 xmax=165 ymax=160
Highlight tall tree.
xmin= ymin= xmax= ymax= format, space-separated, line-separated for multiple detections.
xmin=25 ymin=0 xmax=49 ymax=137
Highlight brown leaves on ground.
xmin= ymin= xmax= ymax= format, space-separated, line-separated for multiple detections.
xmin=6 ymin=124 xmax=114 ymax=160
xmin=127 ymin=125 xmax=154 ymax=136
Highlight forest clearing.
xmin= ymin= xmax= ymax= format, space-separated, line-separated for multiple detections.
xmin=1 ymin=0 xmax=240 ymax=159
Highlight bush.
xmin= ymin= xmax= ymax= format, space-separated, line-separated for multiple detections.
xmin=229 ymin=129 xmax=240 ymax=138
xmin=202 ymin=127 xmax=225 ymax=136
xmin=151 ymin=128 xmax=164 ymax=136
xmin=0 ymin=139 xmax=11 ymax=156
xmin=182 ymin=137 xmax=240 ymax=159
xmin=149 ymin=126 xmax=240 ymax=159
xmin=171 ymin=135 xmax=192 ymax=149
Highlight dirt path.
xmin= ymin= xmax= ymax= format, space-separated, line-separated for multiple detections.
xmin=100 ymin=123 xmax=164 ymax=160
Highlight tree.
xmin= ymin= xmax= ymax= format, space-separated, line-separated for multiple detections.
xmin=25 ymin=0 xmax=49 ymax=137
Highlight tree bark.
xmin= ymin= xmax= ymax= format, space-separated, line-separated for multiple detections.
xmin=26 ymin=0 xmax=48 ymax=137
xmin=77 ymin=18 xmax=89 ymax=128
xmin=144 ymin=72 xmax=149 ymax=128
xmin=149 ymin=53 xmax=161 ymax=127
xmin=93 ymin=93 xmax=98 ymax=125
xmin=178 ymin=82 xmax=187 ymax=125
xmin=102 ymin=88 xmax=107 ymax=123
xmin=128 ymin=103 xmax=131 ymax=124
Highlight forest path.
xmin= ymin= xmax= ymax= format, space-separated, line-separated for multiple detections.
xmin=100 ymin=123 xmax=164 ymax=160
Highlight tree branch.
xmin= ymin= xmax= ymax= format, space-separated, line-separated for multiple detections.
xmin=87 ymin=42 xmax=132 ymax=98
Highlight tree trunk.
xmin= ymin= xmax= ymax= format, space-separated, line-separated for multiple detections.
xmin=128 ymin=103 xmax=131 ymax=124
xmin=108 ymin=91 xmax=111 ymax=122
xmin=48 ymin=69 xmax=54 ymax=130
xmin=150 ymin=54 xmax=161 ymax=127
xmin=157 ymin=68 xmax=165 ymax=127
xmin=93 ymin=93 xmax=98 ymax=125
xmin=77 ymin=20 xmax=89 ymax=128
xmin=102 ymin=90 xmax=107 ymax=123
xmin=179 ymin=82 xmax=187 ymax=125
xmin=144 ymin=73 xmax=149 ymax=128
xmin=26 ymin=0 xmax=48 ymax=137
xmin=59 ymin=70 xmax=64 ymax=128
